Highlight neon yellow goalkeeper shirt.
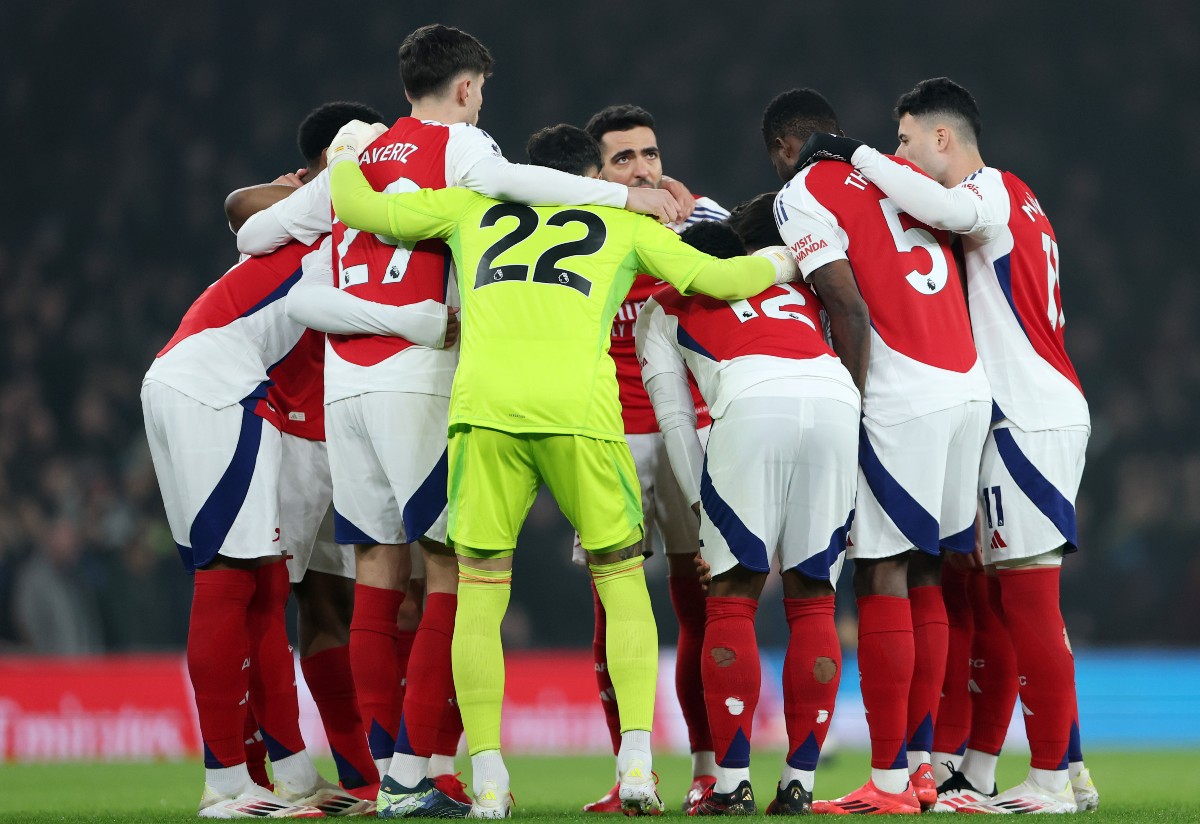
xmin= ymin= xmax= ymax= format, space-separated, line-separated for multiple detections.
xmin=331 ymin=161 xmax=778 ymax=441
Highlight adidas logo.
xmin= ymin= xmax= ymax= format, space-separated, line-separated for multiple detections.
xmin=990 ymin=530 xmax=1007 ymax=549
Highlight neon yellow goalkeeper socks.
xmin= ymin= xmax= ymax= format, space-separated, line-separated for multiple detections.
xmin=452 ymin=564 xmax=512 ymax=755
xmin=590 ymin=556 xmax=658 ymax=733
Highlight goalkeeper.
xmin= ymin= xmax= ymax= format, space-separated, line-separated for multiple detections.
xmin=326 ymin=121 xmax=800 ymax=818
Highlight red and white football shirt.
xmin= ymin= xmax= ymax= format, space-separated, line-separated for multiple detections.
xmin=267 ymin=328 xmax=325 ymax=441
xmin=638 ymin=282 xmax=859 ymax=418
xmin=955 ymin=168 xmax=1088 ymax=431
xmin=323 ymin=118 xmax=502 ymax=401
xmin=146 ymin=240 xmax=320 ymax=428
xmin=774 ymin=158 xmax=990 ymax=424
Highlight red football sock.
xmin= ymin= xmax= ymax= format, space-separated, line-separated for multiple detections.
xmin=669 ymin=574 xmax=713 ymax=754
xmin=301 ymin=645 xmax=378 ymax=789
xmin=857 ymin=595 xmax=914 ymax=770
xmin=591 ymin=581 xmax=622 ymax=756
xmin=998 ymin=567 xmax=1076 ymax=770
xmin=932 ymin=565 xmax=975 ymax=756
xmin=702 ymin=597 xmax=759 ymax=769
xmin=907 ymin=585 xmax=948 ymax=757
xmin=396 ymin=629 xmax=416 ymax=712
xmin=395 ymin=592 xmax=461 ymax=757
xmin=243 ymin=706 xmax=271 ymax=789
xmin=350 ymin=583 xmax=405 ymax=759
xmin=1068 ymin=699 xmax=1084 ymax=764
xmin=782 ymin=596 xmax=840 ymax=771
xmin=246 ymin=561 xmax=306 ymax=760
xmin=425 ymin=595 xmax=465 ymax=758
xmin=968 ymin=574 xmax=1018 ymax=755
xmin=188 ymin=568 xmax=256 ymax=769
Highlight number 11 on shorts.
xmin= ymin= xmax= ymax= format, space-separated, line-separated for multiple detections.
xmin=981 ymin=485 xmax=1005 ymax=528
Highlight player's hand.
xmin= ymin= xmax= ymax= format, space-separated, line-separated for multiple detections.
xmin=660 ymin=176 xmax=696 ymax=224
xmin=693 ymin=550 xmax=713 ymax=590
xmin=625 ymin=186 xmax=681 ymax=224
xmin=794 ymin=133 xmax=865 ymax=172
xmin=753 ymin=244 xmax=800 ymax=284
xmin=272 ymin=168 xmax=307 ymax=188
xmin=443 ymin=307 xmax=461 ymax=348
xmin=326 ymin=120 xmax=388 ymax=168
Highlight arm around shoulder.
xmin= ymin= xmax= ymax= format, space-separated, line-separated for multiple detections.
xmin=328 ymin=161 xmax=394 ymax=237
xmin=225 ymin=184 xmax=296 ymax=233
xmin=237 ymin=169 xmax=333 ymax=255
xmin=457 ymin=153 xmax=628 ymax=208
xmin=633 ymin=222 xmax=784 ymax=300
xmin=853 ymin=146 xmax=987 ymax=235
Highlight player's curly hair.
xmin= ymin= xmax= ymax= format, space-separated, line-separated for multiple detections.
xmin=399 ymin=24 xmax=494 ymax=100
xmin=761 ymin=88 xmax=839 ymax=148
xmin=728 ymin=192 xmax=783 ymax=253
xmin=679 ymin=220 xmax=745 ymax=260
xmin=297 ymin=101 xmax=384 ymax=164
xmin=584 ymin=105 xmax=655 ymax=143
xmin=894 ymin=77 xmax=982 ymax=144
xmin=526 ymin=124 xmax=602 ymax=177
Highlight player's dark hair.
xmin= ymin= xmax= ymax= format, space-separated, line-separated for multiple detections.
xmin=398 ymin=24 xmax=494 ymax=100
xmin=761 ymin=88 xmax=839 ymax=148
xmin=679 ymin=221 xmax=745 ymax=260
xmin=526 ymin=124 xmax=602 ymax=177
xmin=297 ymin=101 xmax=385 ymax=164
xmin=584 ymin=104 xmax=656 ymax=143
xmin=894 ymin=77 xmax=982 ymax=144
xmin=728 ymin=192 xmax=783 ymax=253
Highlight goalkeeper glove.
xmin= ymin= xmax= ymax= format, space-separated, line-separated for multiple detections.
xmin=794 ymin=133 xmax=864 ymax=172
xmin=326 ymin=120 xmax=387 ymax=168
xmin=753 ymin=245 xmax=800 ymax=284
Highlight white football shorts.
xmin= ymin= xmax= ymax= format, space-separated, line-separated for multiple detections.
xmin=979 ymin=423 xmax=1087 ymax=565
xmin=141 ymin=380 xmax=283 ymax=572
xmin=851 ymin=401 xmax=991 ymax=560
xmin=326 ymin=391 xmax=449 ymax=547
xmin=699 ymin=395 xmax=859 ymax=580
xmin=571 ymin=426 xmax=711 ymax=566
xmin=279 ymin=434 xmax=354 ymax=583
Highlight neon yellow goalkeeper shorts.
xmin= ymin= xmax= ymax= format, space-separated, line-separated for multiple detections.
xmin=447 ymin=424 xmax=644 ymax=557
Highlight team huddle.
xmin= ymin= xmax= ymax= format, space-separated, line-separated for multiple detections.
xmin=141 ymin=22 xmax=1098 ymax=820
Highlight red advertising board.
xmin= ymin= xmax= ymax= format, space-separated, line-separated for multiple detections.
xmin=0 ymin=651 xmax=800 ymax=761
xmin=0 ymin=656 xmax=201 ymax=761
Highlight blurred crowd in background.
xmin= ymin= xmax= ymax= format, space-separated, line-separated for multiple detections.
xmin=1 ymin=2 xmax=1197 ymax=654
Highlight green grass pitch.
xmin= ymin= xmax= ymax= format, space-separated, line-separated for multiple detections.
xmin=1 ymin=750 xmax=1197 ymax=822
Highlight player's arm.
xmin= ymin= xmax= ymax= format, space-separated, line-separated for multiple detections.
xmin=448 ymin=125 xmax=679 ymax=223
xmin=237 ymin=169 xmax=333 ymax=254
xmin=809 ymin=260 xmax=870 ymax=396
xmin=794 ymin=135 xmax=1007 ymax=241
xmin=328 ymin=161 xmax=465 ymax=243
xmin=224 ymin=182 xmax=301 ymax=233
xmin=853 ymin=146 xmax=1008 ymax=239
xmin=285 ymin=237 xmax=456 ymax=348
xmin=635 ymin=297 xmax=702 ymax=506
xmin=632 ymin=221 xmax=799 ymax=300
xmin=237 ymin=123 xmax=389 ymax=253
